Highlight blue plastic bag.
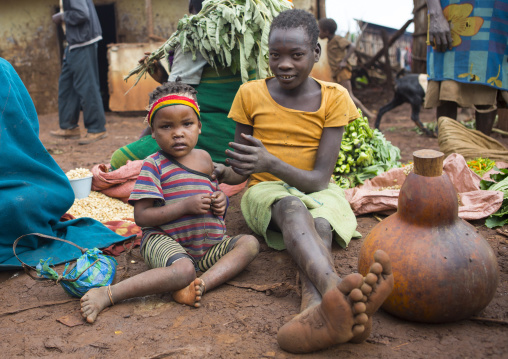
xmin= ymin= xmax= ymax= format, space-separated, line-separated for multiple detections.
xmin=36 ymin=248 xmax=118 ymax=298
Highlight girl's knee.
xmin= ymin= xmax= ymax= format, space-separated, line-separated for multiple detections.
xmin=314 ymin=217 xmax=333 ymax=248
xmin=273 ymin=196 xmax=307 ymax=216
xmin=235 ymin=235 xmax=260 ymax=258
xmin=170 ymin=258 xmax=196 ymax=284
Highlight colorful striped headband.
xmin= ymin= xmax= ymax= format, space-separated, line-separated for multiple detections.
xmin=147 ymin=95 xmax=200 ymax=126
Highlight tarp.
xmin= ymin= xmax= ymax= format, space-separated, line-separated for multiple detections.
xmin=344 ymin=153 xmax=504 ymax=220
xmin=0 ymin=58 xmax=134 ymax=270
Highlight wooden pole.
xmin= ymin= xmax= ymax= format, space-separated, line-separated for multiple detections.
xmin=363 ymin=18 xmax=413 ymax=69
xmin=381 ymin=30 xmax=393 ymax=89
xmin=412 ymin=0 xmax=428 ymax=73
xmin=145 ymin=0 xmax=154 ymax=39
xmin=317 ymin=0 xmax=327 ymax=19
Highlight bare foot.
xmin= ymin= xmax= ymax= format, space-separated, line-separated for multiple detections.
xmin=172 ymin=278 xmax=204 ymax=308
xmin=80 ymin=286 xmax=112 ymax=324
xmin=277 ymin=273 xmax=368 ymax=354
xmin=350 ymin=249 xmax=394 ymax=343
xmin=361 ymin=250 xmax=394 ymax=316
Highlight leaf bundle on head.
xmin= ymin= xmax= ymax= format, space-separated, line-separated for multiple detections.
xmin=124 ymin=0 xmax=294 ymax=86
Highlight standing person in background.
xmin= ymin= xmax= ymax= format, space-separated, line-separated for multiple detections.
xmin=318 ymin=18 xmax=376 ymax=120
xmin=50 ymin=0 xmax=107 ymax=145
xmin=425 ymin=0 xmax=508 ymax=136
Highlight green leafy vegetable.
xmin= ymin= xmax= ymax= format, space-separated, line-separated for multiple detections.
xmin=480 ymin=167 xmax=508 ymax=228
xmin=333 ymin=112 xmax=402 ymax=189
xmin=125 ymin=0 xmax=293 ymax=85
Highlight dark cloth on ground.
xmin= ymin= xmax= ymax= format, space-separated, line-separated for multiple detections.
xmin=0 ymin=58 xmax=132 ymax=270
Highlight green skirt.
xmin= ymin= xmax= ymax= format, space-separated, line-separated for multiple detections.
xmin=241 ymin=181 xmax=361 ymax=250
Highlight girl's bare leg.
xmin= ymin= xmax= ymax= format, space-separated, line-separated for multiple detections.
xmin=172 ymin=235 xmax=259 ymax=307
xmin=299 ymin=218 xmax=334 ymax=312
xmin=272 ymin=197 xmax=340 ymax=295
xmin=80 ymin=258 xmax=196 ymax=323
xmin=272 ymin=197 xmax=394 ymax=353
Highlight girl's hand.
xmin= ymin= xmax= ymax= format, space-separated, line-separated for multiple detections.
xmin=185 ymin=194 xmax=212 ymax=215
xmin=211 ymin=191 xmax=227 ymax=216
xmin=212 ymin=163 xmax=227 ymax=183
xmin=225 ymin=133 xmax=275 ymax=176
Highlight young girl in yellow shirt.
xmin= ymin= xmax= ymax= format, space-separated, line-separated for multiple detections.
xmin=214 ymin=9 xmax=394 ymax=354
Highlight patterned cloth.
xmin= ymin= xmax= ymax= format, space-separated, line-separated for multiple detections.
xmin=426 ymin=0 xmax=508 ymax=91
xmin=129 ymin=151 xmax=228 ymax=261
xmin=228 ymin=78 xmax=359 ymax=187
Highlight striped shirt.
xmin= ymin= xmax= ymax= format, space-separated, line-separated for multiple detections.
xmin=129 ymin=151 xmax=227 ymax=261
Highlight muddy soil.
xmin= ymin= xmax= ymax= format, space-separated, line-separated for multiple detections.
xmin=1 ymin=86 xmax=507 ymax=359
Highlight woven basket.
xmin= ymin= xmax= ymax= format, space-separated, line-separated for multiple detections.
xmin=437 ymin=116 xmax=508 ymax=161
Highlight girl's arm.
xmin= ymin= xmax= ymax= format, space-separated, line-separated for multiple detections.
xmin=226 ymin=123 xmax=344 ymax=193
xmin=134 ymin=195 xmax=213 ymax=228
xmin=213 ymin=123 xmax=253 ymax=185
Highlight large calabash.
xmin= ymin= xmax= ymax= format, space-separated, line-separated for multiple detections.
xmin=358 ymin=150 xmax=499 ymax=323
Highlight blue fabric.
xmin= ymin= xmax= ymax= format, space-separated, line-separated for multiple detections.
xmin=427 ymin=0 xmax=508 ymax=91
xmin=0 ymin=58 xmax=133 ymax=270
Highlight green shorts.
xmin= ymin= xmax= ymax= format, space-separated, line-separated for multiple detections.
xmin=141 ymin=233 xmax=240 ymax=272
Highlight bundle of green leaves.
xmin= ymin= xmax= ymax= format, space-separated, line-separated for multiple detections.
xmin=125 ymin=0 xmax=293 ymax=85
xmin=481 ymin=168 xmax=508 ymax=228
xmin=333 ymin=114 xmax=401 ymax=189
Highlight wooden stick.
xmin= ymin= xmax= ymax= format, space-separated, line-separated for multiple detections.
xmin=495 ymin=228 xmax=508 ymax=238
xmin=492 ymin=128 xmax=508 ymax=136
xmin=469 ymin=316 xmax=508 ymax=325
xmin=0 ymin=298 xmax=78 ymax=317
xmin=363 ymin=19 xmax=414 ymax=69
xmin=146 ymin=348 xmax=188 ymax=359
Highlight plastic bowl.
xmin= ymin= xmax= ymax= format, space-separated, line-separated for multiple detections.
xmin=69 ymin=176 xmax=93 ymax=199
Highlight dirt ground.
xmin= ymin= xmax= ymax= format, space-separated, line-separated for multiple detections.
xmin=1 ymin=86 xmax=507 ymax=359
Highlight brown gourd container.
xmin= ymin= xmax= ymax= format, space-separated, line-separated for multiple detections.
xmin=358 ymin=149 xmax=499 ymax=323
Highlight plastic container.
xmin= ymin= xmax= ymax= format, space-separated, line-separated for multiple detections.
xmin=69 ymin=176 xmax=93 ymax=199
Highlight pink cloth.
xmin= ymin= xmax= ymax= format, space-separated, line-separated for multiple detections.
xmin=219 ymin=181 xmax=247 ymax=197
xmin=91 ymin=160 xmax=143 ymax=203
xmin=92 ymin=160 xmax=247 ymax=202
xmin=344 ymin=153 xmax=504 ymax=220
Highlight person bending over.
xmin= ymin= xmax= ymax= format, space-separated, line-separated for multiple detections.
xmin=214 ymin=9 xmax=394 ymax=354
xmin=80 ymin=80 xmax=259 ymax=323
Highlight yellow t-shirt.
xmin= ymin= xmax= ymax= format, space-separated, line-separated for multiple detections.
xmin=228 ymin=77 xmax=359 ymax=187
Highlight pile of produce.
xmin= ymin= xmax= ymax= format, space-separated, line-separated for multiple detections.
xmin=125 ymin=0 xmax=293 ymax=85
xmin=334 ymin=114 xmax=401 ymax=189
xmin=480 ymin=167 xmax=508 ymax=228
xmin=466 ymin=157 xmax=496 ymax=177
